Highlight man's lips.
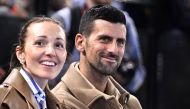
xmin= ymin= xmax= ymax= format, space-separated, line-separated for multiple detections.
xmin=102 ymin=57 xmax=117 ymax=63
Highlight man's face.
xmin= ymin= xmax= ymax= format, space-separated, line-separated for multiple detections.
xmin=82 ymin=19 xmax=126 ymax=75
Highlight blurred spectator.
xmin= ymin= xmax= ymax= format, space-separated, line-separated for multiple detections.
xmin=0 ymin=0 xmax=14 ymax=16
xmin=0 ymin=0 xmax=29 ymax=83
xmin=113 ymin=1 xmax=146 ymax=93
xmin=0 ymin=0 xmax=30 ymax=18
xmin=0 ymin=16 xmax=28 ymax=83
xmin=157 ymin=29 xmax=190 ymax=109
xmin=155 ymin=0 xmax=190 ymax=109
xmin=48 ymin=0 xmax=72 ymax=15
xmin=71 ymin=0 xmax=85 ymax=7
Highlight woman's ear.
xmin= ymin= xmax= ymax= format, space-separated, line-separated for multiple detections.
xmin=16 ymin=46 xmax=25 ymax=65
xmin=75 ymin=33 xmax=85 ymax=52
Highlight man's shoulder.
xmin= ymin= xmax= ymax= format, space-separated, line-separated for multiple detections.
xmin=109 ymin=76 xmax=142 ymax=109
xmin=127 ymin=94 xmax=142 ymax=109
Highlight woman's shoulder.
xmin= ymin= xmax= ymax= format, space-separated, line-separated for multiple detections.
xmin=0 ymin=83 xmax=33 ymax=109
xmin=0 ymin=83 xmax=13 ymax=99
xmin=0 ymin=83 xmax=14 ymax=108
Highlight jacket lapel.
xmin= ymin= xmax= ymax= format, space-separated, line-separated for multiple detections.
xmin=109 ymin=77 xmax=130 ymax=106
xmin=3 ymin=68 xmax=39 ymax=109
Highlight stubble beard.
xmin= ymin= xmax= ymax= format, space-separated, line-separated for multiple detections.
xmin=85 ymin=40 xmax=121 ymax=76
xmin=89 ymin=55 xmax=120 ymax=76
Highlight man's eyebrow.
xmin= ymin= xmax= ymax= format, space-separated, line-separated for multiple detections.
xmin=98 ymin=34 xmax=112 ymax=38
xmin=118 ymin=38 xmax=126 ymax=42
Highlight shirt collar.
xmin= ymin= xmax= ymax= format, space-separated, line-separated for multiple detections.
xmin=19 ymin=68 xmax=45 ymax=96
xmin=20 ymin=68 xmax=47 ymax=109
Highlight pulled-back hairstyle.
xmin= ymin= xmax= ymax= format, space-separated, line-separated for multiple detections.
xmin=79 ymin=4 xmax=126 ymax=36
xmin=10 ymin=16 xmax=64 ymax=70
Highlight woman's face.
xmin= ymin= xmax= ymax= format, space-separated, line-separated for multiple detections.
xmin=17 ymin=21 xmax=67 ymax=80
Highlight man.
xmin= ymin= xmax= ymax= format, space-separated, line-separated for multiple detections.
xmin=51 ymin=0 xmax=146 ymax=93
xmin=52 ymin=5 xmax=142 ymax=109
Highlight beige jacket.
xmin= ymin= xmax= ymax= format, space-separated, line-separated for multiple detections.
xmin=0 ymin=68 xmax=65 ymax=109
xmin=52 ymin=62 xmax=142 ymax=109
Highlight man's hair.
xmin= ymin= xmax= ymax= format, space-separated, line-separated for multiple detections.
xmin=79 ymin=4 xmax=126 ymax=36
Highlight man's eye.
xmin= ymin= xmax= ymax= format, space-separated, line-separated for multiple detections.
xmin=100 ymin=37 xmax=110 ymax=43
xmin=117 ymin=39 xmax=125 ymax=47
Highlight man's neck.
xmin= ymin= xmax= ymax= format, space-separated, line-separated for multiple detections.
xmin=79 ymin=61 xmax=108 ymax=92
xmin=86 ymin=71 xmax=108 ymax=92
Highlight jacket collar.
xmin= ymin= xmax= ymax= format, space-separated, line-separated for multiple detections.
xmin=3 ymin=68 xmax=62 ymax=109
xmin=3 ymin=68 xmax=39 ymax=108
xmin=45 ymin=86 xmax=63 ymax=109
xmin=62 ymin=62 xmax=130 ymax=107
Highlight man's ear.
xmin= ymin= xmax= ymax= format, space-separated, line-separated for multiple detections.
xmin=16 ymin=46 xmax=25 ymax=65
xmin=75 ymin=33 xmax=85 ymax=52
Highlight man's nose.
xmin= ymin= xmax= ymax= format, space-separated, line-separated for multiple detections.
xmin=107 ymin=42 xmax=118 ymax=53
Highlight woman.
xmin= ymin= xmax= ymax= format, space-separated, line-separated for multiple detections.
xmin=0 ymin=16 xmax=67 ymax=109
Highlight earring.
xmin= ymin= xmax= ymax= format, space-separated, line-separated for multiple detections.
xmin=20 ymin=60 xmax=25 ymax=65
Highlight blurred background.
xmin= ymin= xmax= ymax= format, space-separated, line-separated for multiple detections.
xmin=0 ymin=0 xmax=190 ymax=109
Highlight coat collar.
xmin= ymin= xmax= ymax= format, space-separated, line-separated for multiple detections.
xmin=3 ymin=68 xmax=62 ymax=109
xmin=45 ymin=86 xmax=63 ymax=109
xmin=3 ymin=68 xmax=40 ymax=108
xmin=62 ymin=62 xmax=130 ymax=107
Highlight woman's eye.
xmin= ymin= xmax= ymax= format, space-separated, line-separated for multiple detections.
xmin=34 ymin=40 xmax=46 ymax=46
xmin=55 ymin=43 xmax=64 ymax=49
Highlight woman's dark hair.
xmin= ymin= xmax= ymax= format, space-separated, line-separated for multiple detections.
xmin=9 ymin=16 xmax=64 ymax=70
xmin=79 ymin=4 xmax=126 ymax=36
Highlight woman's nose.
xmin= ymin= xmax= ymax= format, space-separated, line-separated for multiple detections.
xmin=45 ymin=45 xmax=56 ymax=56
